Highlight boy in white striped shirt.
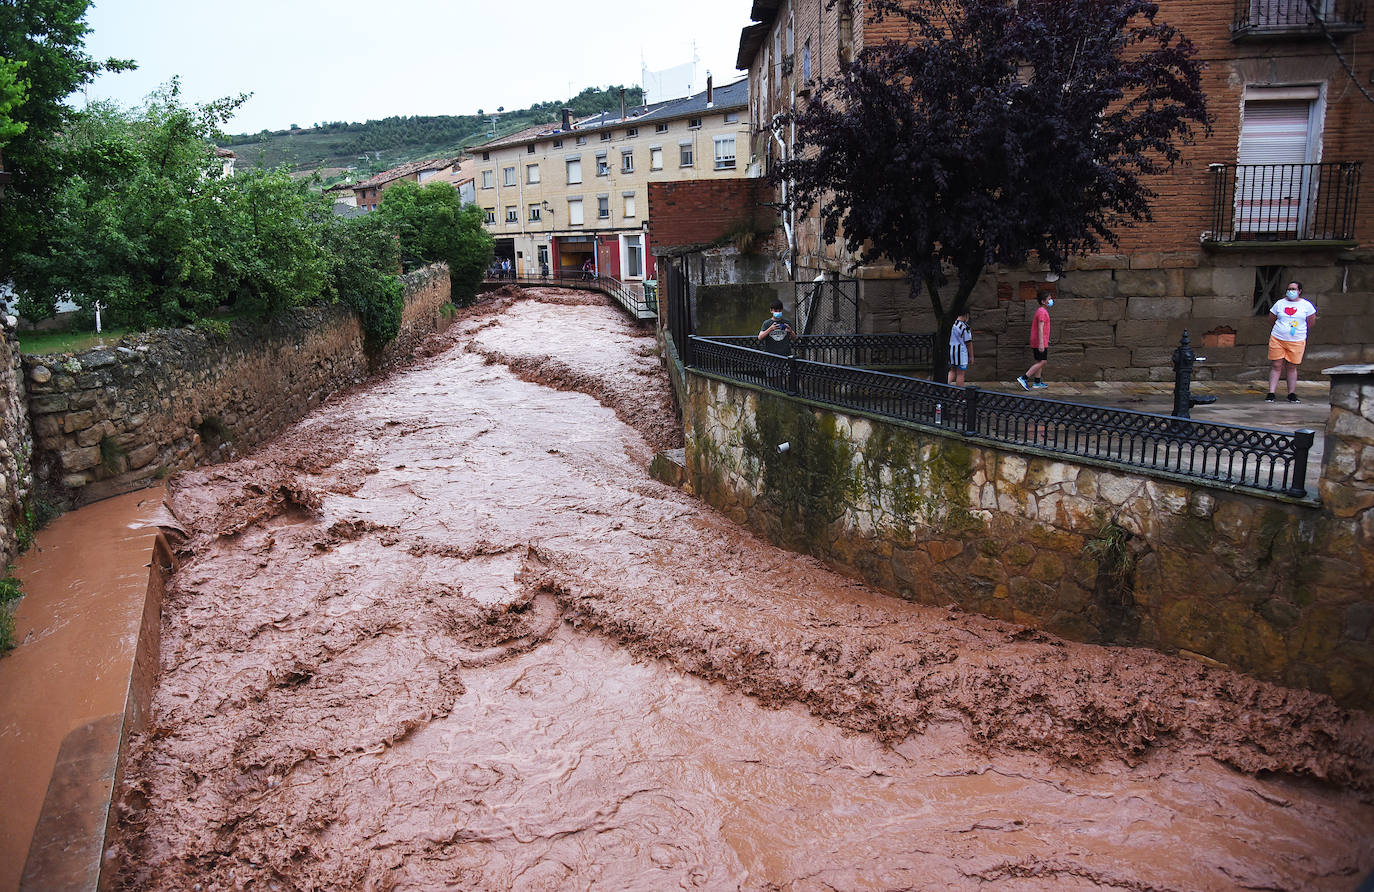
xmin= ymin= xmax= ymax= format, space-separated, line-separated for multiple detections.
xmin=947 ymin=311 xmax=973 ymax=386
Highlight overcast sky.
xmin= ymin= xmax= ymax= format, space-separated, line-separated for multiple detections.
xmin=79 ymin=0 xmax=753 ymax=134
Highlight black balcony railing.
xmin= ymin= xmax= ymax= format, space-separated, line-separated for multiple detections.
xmin=702 ymin=334 xmax=934 ymax=370
xmin=1205 ymin=161 xmax=1362 ymax=244
xmin=1233 ymin=0 xmax=1365 ymax=35
xmin=687 ymin=335 xmax=1316 ymax=498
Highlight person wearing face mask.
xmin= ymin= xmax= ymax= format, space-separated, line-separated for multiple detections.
xmin=758 ymin=299 xmax=796 ymax=356
xmin=1017 ymin=290 xmax=1054 ymax=390
xmin=1266 ymin=281 xmax=1317 ymax=403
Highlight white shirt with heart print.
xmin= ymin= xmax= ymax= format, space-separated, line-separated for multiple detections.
xmin=1269 ymin=298 xmax=1317 ymax=343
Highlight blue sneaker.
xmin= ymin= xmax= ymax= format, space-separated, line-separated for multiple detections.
xmin=1016 ymin=376 xmax=1030 ymax=391
xmin=1032 ymin=381 xmax=1049 ymax=389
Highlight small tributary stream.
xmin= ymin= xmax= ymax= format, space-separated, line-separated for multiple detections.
xmin=114 ymin=290 xmax=1373 ymax=890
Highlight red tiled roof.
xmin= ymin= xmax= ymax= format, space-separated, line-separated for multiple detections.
xmin=351 ymin=156 xmax=463 ymax=191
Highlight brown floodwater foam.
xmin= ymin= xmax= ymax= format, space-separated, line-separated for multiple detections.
xmin=114 ymin=289 xmax=1374 ymax=890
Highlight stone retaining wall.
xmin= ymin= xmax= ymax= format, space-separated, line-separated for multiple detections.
xmin=24 ymin=264 xmax=451 ymax=508
xmin=679 ymin=364 xmax=1374 ymax=709
xmin=0 ymin=327 xmax=32 ymax=564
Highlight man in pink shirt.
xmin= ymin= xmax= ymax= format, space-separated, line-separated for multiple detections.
xmin=1017 ymin=290 xmax=1053 ymax=390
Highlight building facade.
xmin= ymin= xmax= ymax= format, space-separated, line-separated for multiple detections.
xmin=735 ymin=0 xmax=1373 ymax=380
xmin=468 ymin=79 xmax=751 ymax=283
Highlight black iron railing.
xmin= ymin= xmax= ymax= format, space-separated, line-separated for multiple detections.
xmin=483 ymin=270 xmax=656 ymax=317
xmin=703 ymin=334 xmax=934 ymax=370
xmin=1206 ymin=162 xmax=1361 ymax=243
xmin=688 ymin=335 xmax=1316 ymax=498
xmin=1232 ymin=0 xmax=1365 ymax=35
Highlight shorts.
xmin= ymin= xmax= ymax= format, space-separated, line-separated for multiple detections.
xmin=1031 ymin=348 xmax=1048 ymax=362
xmin=1267 ymin=336 xmax=1305 ymax=364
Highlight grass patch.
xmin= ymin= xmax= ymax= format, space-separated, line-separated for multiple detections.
xmin=99 ymin=436 xmax=127 ymax=473
xmin=17 ymin=328 xmax=132 ymax=355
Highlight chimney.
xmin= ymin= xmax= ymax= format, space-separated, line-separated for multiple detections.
xmin=619 ymin=88 xmax=626 ymax=121
xmin=561 ymin=108 xmax=571 ymax=131
xmin=706 ymin=74 xmax=714 ymax=108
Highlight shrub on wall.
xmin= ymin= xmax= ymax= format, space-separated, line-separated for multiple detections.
xmin=377 ymin=180 xmax=493 ymax=305
xmin=326 ymin=212 xmax=405 ymax=351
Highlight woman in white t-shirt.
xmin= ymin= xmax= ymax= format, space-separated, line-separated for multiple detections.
xmin=1266 ymin=281 xmax=1317 ymax=403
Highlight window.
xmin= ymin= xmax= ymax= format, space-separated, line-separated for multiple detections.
xmin=483 ymin=208 xmax=496 ymax=224
xmin=566 ymin=158 xmax=582 ymax=184
xmin=621 ymin=149 xmax=634 ymax=173
xmin=600 ymin=131 xmax=612 ymax=141
xmin=598 ymin=196 xmax=610 ymax=218
xmin=526 ymin=163 xmax=540 ymax=184
xmin=505 ymin=206 xmax=518 ymax=223
xmin=655 ymin=122 xmax=669 ymax=133
xmin=481 ymin=170 xmax=494 ymax=189
xmin=553 ymin=138 xmax=563 ymax=148
xmin=537 ymin=244 xmax=549 ymax=269
xmin=576 ymin=135 xmax=587 ymax=145
xmin=527 ymin=143 xmax=536 ymax=154
xmin=803 ymin=38 xmax=812 ymax=81
xmin=626 ymin=127 xmax=638 ymax=137
xmin=1235 ymin=88 xmax=1322 ymax=237
xmin=481 ymin=151 xmax=490 ymax=161
xmin=596 ymin=152 xmax=609 ymax=176
xmin=680 ymin=143 xmax=694 ymax=167
xmin=1252 ymin=265 xmax=1288 ymax=315
xmin=688 ymin=117 xmax=702 ymax=129
xmin=714 ymin=136 xmax=736 ymax=170
xmin=650 ymin=147 xmax=663 ymax=170
xmin=503 ymin=166 xmax=516 ymax=187
xmin=568 ymin=198 xmax=584 ymax=225
xmin=623 ymin=193 xmax=636 ymax=218
xmin=724 ymin=111 xmax=739 ymax=123
xmin=529 ymin=204 xmax=542 ymax=222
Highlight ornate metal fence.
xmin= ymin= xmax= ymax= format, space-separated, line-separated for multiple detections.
xmin=703 ymin=334 xmax=934 ymax=371
xmin=687 ymin=335 xmax=1316 ymax=498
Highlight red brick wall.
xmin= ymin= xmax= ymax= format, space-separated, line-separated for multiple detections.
xmin=647 ymin=179 xmax=771 ymax=249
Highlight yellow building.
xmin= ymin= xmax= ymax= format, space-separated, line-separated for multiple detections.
xmin=469 ymin=78 xmax=750 ymax=282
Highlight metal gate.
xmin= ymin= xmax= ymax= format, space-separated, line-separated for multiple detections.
xmin=794 ymin=270 xmax=859 ymax=336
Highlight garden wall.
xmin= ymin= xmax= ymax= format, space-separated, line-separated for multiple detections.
xmin=0 ymin=325 xmax=33 ymax=564
xmin=22 ymin=264 xmax=451 ymax=509
xmin=679 ymin=364 xmax=1374 ymax=709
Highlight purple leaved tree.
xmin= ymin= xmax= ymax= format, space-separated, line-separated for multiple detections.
xmin=773 ymin=0 xmax=1210 ymax=380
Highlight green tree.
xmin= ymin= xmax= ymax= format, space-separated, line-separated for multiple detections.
xmin=324 ymin=212 xmax=404 ymax=351
xmin=377 ymin=180 xmax=492 ymax=303
xmin=0 ymin=56 xmax=27 ymax=147
xmin=220 ymin=167 xmax=333 ymax=319
xmin=0 ymin=0 xmax=134 ymax=284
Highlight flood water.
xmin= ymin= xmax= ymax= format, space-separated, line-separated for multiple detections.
xmin=115 ymin=289 xmax=1374 ymax=890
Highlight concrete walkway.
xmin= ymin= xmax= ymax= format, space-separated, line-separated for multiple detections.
xmin=0 ymin=487 xmax=172 ymax=892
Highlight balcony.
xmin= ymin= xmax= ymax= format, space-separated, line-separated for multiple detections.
xmin=1232 ymin=0 xmax=1365 ymax=39
xmin=1204 ymin=161 xmax=1362 ymax=247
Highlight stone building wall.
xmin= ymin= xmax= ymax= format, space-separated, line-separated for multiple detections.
xmin=24 ymin=264 xmax=451 ymax=508
xmin=680 ymin=366 xmax=1374 ymax=709
xmin=0 ymin=325 xmax=32 ymax=564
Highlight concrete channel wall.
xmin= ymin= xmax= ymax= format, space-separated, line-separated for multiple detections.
xmin=675 ymin=358 xmax=1374 ymax=710
xmin=18 ymin=264 xmax=452 ymax=511
xmin=0 ymin=326 xmax=33 ymax=566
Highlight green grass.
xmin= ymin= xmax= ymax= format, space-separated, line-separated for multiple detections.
xmin=17 ymin=328 xmax=131 ymax=355
xmin=0 ymin=575 xmax=23 ymax=654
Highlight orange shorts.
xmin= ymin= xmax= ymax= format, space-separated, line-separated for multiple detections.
xmin=1267 ymin=335 xmax=1305 ymax=364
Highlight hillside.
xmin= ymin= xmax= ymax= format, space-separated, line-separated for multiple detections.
xmin=220 ymin=85 xmax=646 ymax=179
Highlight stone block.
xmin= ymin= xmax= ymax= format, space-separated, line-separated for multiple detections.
xmin=1059 ymin=321 xmax=1116 ymax=348
xmin=28 ymin=364 xmax=52 ymax=384
xmin=60 ymin=445 xmax=101 ymax=472
xmin=1071 ymin=253 xmax=1128 ymax=270
xmin=1117 ymin=270 xmax=1170 ymax=298
xmin=1209 ymin=266 xmax=1256 ymax=298
xmin=30 ymin=394 xmax=69 ymax=414
xmin=62 ymin=410 xmax=95 ymax=432
xmin=1125 ymin=295 xmax=1190 ymax=320
xmin=75 ymin=427 xmax=105 ymax=448
xmin=1061 ymin=271 xmax=1115 ymax=300
xmin=1191 ymin=296 xmax=1250 ymax=319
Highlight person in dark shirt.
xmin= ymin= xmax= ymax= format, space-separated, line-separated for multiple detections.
xmin=758 ymin=299 xmax=796 ymax=356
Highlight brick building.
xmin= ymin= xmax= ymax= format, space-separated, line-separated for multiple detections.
xmin=468 ymin=79 xmax=750 ymax=284
xmin=733 ymin=0 xmax=1373 ymax=381
xmin=344 ymin=156 xmax=469 ymax=212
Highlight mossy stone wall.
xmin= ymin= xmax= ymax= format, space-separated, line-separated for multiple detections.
xmin=682 ymin=370 xmax=1374 ymax=709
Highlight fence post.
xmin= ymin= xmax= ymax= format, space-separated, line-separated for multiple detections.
xmin=962 ymin=385 xmax=980 ymax=436
xmin=1289 ymin=428 xmax=1316 ymax=498
xmin=786 ymin=354 xmax=799 ymax=395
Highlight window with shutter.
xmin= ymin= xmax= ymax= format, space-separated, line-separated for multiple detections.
xmin=1235 ymin=95 xmax=1319 ymax=236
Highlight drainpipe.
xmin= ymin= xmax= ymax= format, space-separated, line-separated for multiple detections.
xmin=619 ymin=88 xmax=626 ymax=121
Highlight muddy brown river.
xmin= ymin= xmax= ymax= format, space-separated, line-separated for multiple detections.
xmin=114 ymin=289 xmax=1374 ymax=890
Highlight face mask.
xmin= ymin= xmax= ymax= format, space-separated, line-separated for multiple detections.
xmin=1045 ymin=299 xmax=1055 ymax=308
xmin=772 ymin=312 xmax=783 ymax=319
xmin=1285 ymin=290 xmax=1299 ymax=300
